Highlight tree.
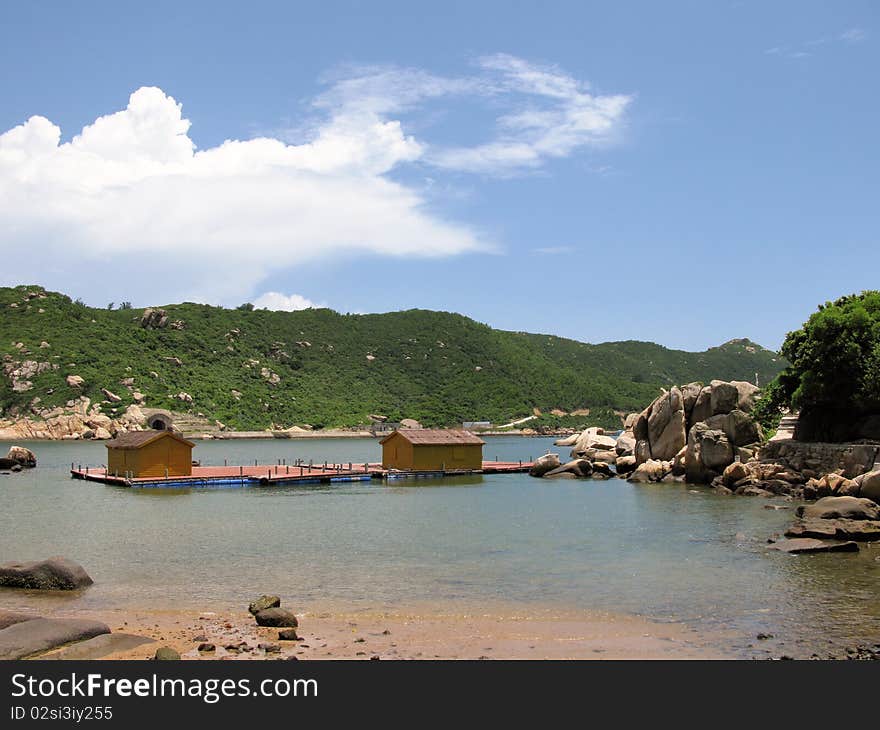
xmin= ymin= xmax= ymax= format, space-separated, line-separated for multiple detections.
xmin=236 ymin=303 xmax=255 ymax=311
xmin=764 ymin=291 xmax=880 ymax=441
xmin=119 ymin=301 xmax=132 ymax=310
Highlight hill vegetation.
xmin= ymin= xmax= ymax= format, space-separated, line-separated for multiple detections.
xmin=0 ymin=285 xmax=786 ymax=432
xmin=753 ymin=290 xmax=880 ymax=442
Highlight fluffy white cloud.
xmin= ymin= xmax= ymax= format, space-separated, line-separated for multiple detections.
xmin=0 ymin=87 xmax=483 ymax=304
xmin=253 ymin=291 xmax=323 ymax=311
xmin=0 ymin=56 xmax=629 ymax=305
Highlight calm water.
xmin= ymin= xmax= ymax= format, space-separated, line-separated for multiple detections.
xmin=2 ymin=436 xmax=879 ymax=657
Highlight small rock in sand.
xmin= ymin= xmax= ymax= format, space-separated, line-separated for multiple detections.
xmin=248 ymin=595 xmax=281 ymax=615
xmin=197 ymin=643 xmax=216 ymax=652
xmin=154 ymin=646 xmax=180 ymax=661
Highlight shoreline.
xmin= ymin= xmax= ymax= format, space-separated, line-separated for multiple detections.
xmin=3 ymin=600 xmax=727 ymax=660
xmin=0 ymin=429 xmax=570 ymax=442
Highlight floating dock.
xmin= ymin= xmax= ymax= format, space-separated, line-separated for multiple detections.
xmin=69 ymin=460 xmax=533 ymax=488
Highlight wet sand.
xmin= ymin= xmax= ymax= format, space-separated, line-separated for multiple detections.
xmin=20 ymin=603 xmax=727 ymax=660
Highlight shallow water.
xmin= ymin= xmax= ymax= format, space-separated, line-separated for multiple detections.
xmin=2 ymin=436 xmax=879 ymax=658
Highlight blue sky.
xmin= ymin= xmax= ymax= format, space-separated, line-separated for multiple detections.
xmin=0 ymin=1 xmax=876 ymax=351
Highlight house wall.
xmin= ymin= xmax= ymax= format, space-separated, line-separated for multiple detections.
xmin=106 ymin=435 xmax=193 ymax=478
xmin=381 ymin=434 xmax=483 ymax=471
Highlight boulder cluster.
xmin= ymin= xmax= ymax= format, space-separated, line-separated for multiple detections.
xmin=624 ymin=379 xmax=762 ymax=484
xmin=769 ymin=494 xmax=880 ymax=554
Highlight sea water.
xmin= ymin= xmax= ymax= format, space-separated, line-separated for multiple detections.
xmin=2 ymin=436 xmax=879 ymax=657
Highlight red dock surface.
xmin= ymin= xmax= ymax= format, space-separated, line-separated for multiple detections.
xmin=69 ymin=460 xmax=533 ymax=487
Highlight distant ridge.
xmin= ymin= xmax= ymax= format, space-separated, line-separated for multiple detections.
xmin=0 ymin=286 xmax=785 ymax=431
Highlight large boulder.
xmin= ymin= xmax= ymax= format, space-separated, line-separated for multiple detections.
xmin=570 ymin=427 xmax=616 ymax=458
xmin=545 ymin=459 xmax=593 ymax=479
xmin=690 ymin=386 xmax=713 ymax=425
xmin=0 ymin=557 xmax=93 ymax=590
xmin=731 ymin=381 xmax=760 ymax=413
xmin=722 ymin=461 xmax=750 ymax=487
xmin=615 ymin=431 xmax=636 ymax=457
xmin=627 ymin=459 xmax=670 ymax=483
xmin=709 ymin=380 xmax=739 ymax=415
xmin=843 ymin=447 xmax=879 ymax=479
xmin=647 ymin=388 xmax=680 ymax=446
xmin=615 ymin=455 xmax=637 ymax=475
xmin=0 ymin=618 xmax=110 ymax=660
xmin=5 ymin=446 xmax=36 ymax=468
xmin=253 ymin=608 xmax=299 ymax=628
xmin=785 ymin=519 xmax=880 ymax=542
xmin=797 ymin=496 xmax=880 ymax=522
xmin=680 ymin=382 xmax=703 ymax=423
xmin=721 ymin=410 xmax=762 ymax=447
xmin=858 ymin=470 xmax=880 ymax=504
xmin=529 ymin=453 xmax=561 ymax=478
xmin=651 ymin=409 xmax=687 ymax=461
xmin=685 ymin=423 xmax=734 ymax=483
xmin=140 ymin=308 xmax=168 ymax=329
xmin=553 ymin=433 xmax=579 ymax=447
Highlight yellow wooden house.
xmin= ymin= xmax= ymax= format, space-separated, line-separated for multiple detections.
xmin=380 ymin=429 xmax=485 ymax=472
xmin=106 ymin=430 xmax=195 ymax=478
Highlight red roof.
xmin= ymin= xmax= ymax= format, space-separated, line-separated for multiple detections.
xmin=379 ymin=429 xmax=485 ymax=446
xmin=105 ymin=430 xmax=195 ymax=449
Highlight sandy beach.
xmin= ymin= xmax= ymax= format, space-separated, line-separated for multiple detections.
xmin=16 ymin=603 xmax=725 ymax=660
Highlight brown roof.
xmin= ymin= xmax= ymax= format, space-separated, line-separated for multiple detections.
xmin=105 ymin=430 xmax=195 ymax=449
xmin=379 ymin=429 xmax=485 ymax=446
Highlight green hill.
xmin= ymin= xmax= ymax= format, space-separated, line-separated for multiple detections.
xmin=0 ymin=285 xmax=786 ymax=431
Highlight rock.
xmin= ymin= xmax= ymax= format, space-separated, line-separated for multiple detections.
xmin=93 ymin=427 xmax=112 ymax=440
xmin=278 ymin=628 xmax=299 ymax=641
xmin=197 ymin=643 xmax=215 ymax=652
xmin=843 ymin=446 xmax=878 ymax=479
xmin=797 ymin=497 xmax=880 ymax=521
xmin=0 ymin=618 xmax=110 ymax=660
xmin=545 ymin=459 xmax=593 ymax=478
xmin=0 ymin=611 xmax=36 ymax=630
xmin=628 ymin=459 xmax=670 ymax=483
xmin=709 ymin=380 xmax=739 ymax=415
xmin=253 ymin=608 xmax=299 ymax=628
xmin=769 ymin=538 xmax=859 ymax=554
xmin=721 ymin=409 xmax=762 ymax=447
xmin=177 ymin=392 xmax=193 ymax=403
xmin=41 ymin=633 xmax=155 ymax=660
xmin=5 ymin=445 xmax=36 ymax=468
xmin=722 ymin=461 xmax=750 ymax=486
xmin=645 ymin=387 xmax=687 ymax=461
xmin=259 ymin=642 xmax=282 ymax=653
xmin=860 ymin=470 xmax=880 ymax=504
xmin=570 ymin=427 xmax=616 ymax=458
xmin=731 ymin=381 xmax=760 ymax=413
xmin=615 ymin=431 xmax=635 ymax=457
xmin=581 ymin=448 xmax=617 ymax=464
xmin=735 ymin=485 xmax=772 ymax=497
xmin=591 ymin=461 xmax=615 ymax=478
xmin=690 ymin=386 xmax=713 ymax=425
xmin=671 ymin=445 xmax=687 ymax=476
xmin=248 ymin=594 xmax=281 ymax=615
xmin=680 ymin=382 xmax=703 ymax=422
xmin=66 ymin=374 xmax=85 ymax=388
xmin=154 ymin=646 xmax=180 ymax=660
xmin=686 ymin=423 xmax=733 ymax=483
xmin=785 ymin=519 xmax=880 ymax=542
xmin=0 ymin=556 xmax=93 ymax=590
xmin=141 ymin=308 xmax=169 ymax=329
xmin=615 ymin=455 xmax=637 ymax=475
xmin=553 ymin=433 xmax=579 ymax=447
xmin=101 ymin=388 xmax=121 ymax=403
xmin=529 ymin=453 xmax=561 ymax=477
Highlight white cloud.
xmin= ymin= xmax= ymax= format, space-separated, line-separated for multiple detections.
xmin=253 ymin=291 xmax=324 ymax=311
xmin=324 ymin=55 xmax=632 ymax=176
xmin=0 ymin=56 xmax=629 ymax=304
xmin=0 ymin=87 xmax=484 ymax=305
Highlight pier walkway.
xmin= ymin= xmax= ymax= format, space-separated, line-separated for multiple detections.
xmin=70 ymin=460 xmax=533 ymax=488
